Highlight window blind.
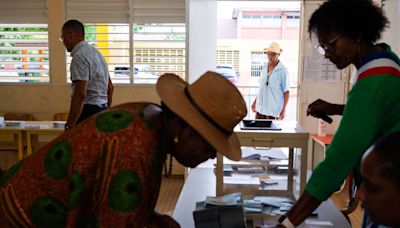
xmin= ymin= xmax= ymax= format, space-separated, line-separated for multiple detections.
xmin=65 ymin=0 xmax=186 ymax=84
xmin=66 ymin=0 xmax=130 ymax=23
xmin=132 ymin=0 xmax=185 ymax=23
xmin=0 ymin=0 xmax=48 ymax=23
xmin=66 ymin=0 xmax=185 ymax=24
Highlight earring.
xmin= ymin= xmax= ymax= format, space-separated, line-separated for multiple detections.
xmin=173 ymin=135 xmax=179 ymax=144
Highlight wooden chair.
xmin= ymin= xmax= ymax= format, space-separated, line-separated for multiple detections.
xmin=341 ymin=172 xmax=359 ymax=223
xmin=4 ymin=113 xmax=33 ymax=121
xmin=53 ymin=113 xmax=68 ymax=121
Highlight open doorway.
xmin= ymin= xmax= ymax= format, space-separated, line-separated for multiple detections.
xmin=216 ymin=1 xmax=301 ymax=121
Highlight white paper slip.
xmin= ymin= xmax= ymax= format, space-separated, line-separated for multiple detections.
xmin=305 ymin=219 xmax=334 ymax=227
xmin=5 ymin=121 xmax=25 ymax=127
xmin=25 ymin=125 xmax=41 ymax=129
xmin=53 ymin=121 xmax=66 ymax=128
xmin=224 ymin=175 xmax=260 ymax=185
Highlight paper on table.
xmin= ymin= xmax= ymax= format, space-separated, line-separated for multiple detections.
xmin=5 ymin=121 xmax=25 ymax=127
xmin=25 ymin=125 xmax=41 ymax=129
xmin=224 ymin=175 xmax=260 ymax=185
xmin=205 ymin=192 xmax=242 ymax=206
xmin=242 ymin=147 xmax=288 ymax=160
xmin=253 ymin=196 xmax=293 ymax=207
xmin=25 ymin=124 xmax=53 ymax=129
xmin=237 ymin=166 xmax=266 ymax=174
xmin=53 ymin=121 xmax=66 ymax=128
xmin=305 ymin=219 xmax=334 ymax=227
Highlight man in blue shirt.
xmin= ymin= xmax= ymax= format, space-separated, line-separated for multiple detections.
xmin=60 ymin=20 xmax=114 ymax=130
xmin=251 ymin=42 xmax=289 ymax=119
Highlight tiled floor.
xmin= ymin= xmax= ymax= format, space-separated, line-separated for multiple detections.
xmin=331 ymin=190 xmax=362 ymax=227
xmin=155 ymin=176 xmax=184 ymax=215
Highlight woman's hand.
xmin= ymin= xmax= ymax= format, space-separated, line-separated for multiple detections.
xmin=307 ymin=99 xmax=344 ymax=117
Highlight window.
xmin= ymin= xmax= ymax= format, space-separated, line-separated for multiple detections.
xmin=66 ymin=24 xmax=130 ymax=83
xmin=216 ymin=50 xmax=240 ymax=71
xmin=242 ymin=14 xmax=262 ymax=27
xmin=0 ymin=24 xmax=49 ymax=83
xmin=0 ymin=0 xmax=48 ymax=83
xmin=251 ymin=51 xmax=265 ymax=77
xmin=65 ymin=23 xmax=185 ymax=84
xmin=286 ymin=15 xmax=300 ymax=27
xmin=133 ymin=23 xmax=186 ymax=84
xmin=66 ymin=0 xmax=186 ymax=84
xmin=262 ymin=15 xmax=282 ymax=27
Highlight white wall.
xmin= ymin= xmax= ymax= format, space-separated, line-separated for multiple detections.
xmin=297 ymin=1 xmax=347 ymax=135
xmin=381 ymin=0 xmax=400 ymax=55
xmin=187 ymin=0 xmax=218 ymax=83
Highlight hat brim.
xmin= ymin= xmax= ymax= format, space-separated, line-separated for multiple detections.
xmin=156 ymin=74 xmax=242 ymax=161
xmin=263 ymin=48 xmax=281 ymax=54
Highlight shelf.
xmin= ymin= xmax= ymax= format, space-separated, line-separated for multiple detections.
xmin=216 ymin=122 xmax=309 ymax=199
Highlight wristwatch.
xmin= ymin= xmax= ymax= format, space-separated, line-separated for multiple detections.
xmin=64 ymin=124 xmax=71 ymax=130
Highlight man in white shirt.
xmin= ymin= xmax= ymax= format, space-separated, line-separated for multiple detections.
xmin=60 ymin=19 xmax=114 ymax=130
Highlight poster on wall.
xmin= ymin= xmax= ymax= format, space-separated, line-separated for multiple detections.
xmin=303 ymin=37 xmax=341 ymax=82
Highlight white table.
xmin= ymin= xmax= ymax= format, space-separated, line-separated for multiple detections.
xmin=0 ymin=121 xmax=65 ymax=159
xmin=173 ymin=168 xmax=351 ymax=228
xmin=24 ymin=121 xmax=64 ymax=156
xmin=216 ymin=121 xmax=309 ymax=198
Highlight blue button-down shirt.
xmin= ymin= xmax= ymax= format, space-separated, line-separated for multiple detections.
xmin=255 ymin=61 xmax=289 ymax=116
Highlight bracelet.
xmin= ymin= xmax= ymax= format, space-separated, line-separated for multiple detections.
xmin=281 ymin=217 xmax=295 ymax=228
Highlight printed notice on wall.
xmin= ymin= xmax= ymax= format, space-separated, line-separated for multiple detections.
xmin=303 ymin=38 xmax=341 ymax=82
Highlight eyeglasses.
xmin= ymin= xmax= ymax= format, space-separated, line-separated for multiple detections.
xmin=315 ymin=34 xmax=341 ymax=56
xmin=58 ymin=31 xmax=71 ymax=42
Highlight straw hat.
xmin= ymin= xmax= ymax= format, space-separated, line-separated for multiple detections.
xmin=156 ymin=71 xmax=247 ymax=161
xmin=264 ymin=42 xmax=282 ymax=54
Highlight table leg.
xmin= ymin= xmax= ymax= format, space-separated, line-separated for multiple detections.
xmin=216 ymin=153 xmax=224 ymax=196
xmin=17 ymin=132 xmax=23 ymax=160
xmin=26 ymin=132 xmax=33 ymax=156
xmin=311 ymin=140 xmax=316 ymax=170
xmin=300 ymin=144 xmax=308 ymax=194
xmin=288 ymin=148 xmax=294 ymax=193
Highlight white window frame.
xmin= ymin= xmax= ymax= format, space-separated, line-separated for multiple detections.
xmin=0 ymin=24 xmax=49 ymax=83
xmin=0 ymin=0 xmax=49 ymax=84
xmin=65 ymin=0 xmax=186 ymax=84
xmin=65 ymin=23 xmax=186 ymax=84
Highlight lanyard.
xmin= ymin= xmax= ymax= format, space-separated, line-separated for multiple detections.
xmin=266 ymin=71 xmax=272 ymax=86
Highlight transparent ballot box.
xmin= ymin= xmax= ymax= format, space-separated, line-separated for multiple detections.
xmin=216 ymin=120 xmax=309 ymax=200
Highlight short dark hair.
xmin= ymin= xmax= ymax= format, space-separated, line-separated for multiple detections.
xmin=63 ymin=19 xmax=85 ymax=36
xmin=308 ymin=0 xmax=388 ymax=43
xmin=372 ymin=132 xmax=400 ymax=189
